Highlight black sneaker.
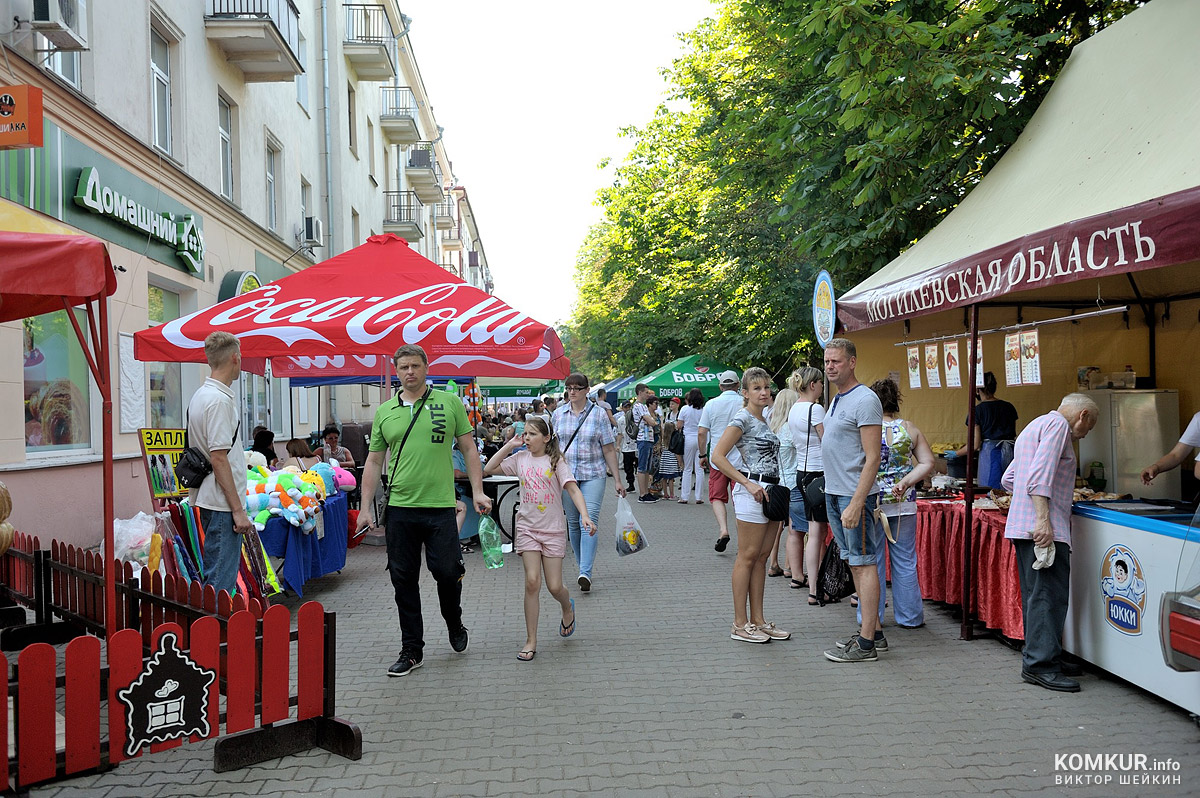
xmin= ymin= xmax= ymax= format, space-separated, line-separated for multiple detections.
xmin=449 ymin=624 xmax=469 ymax=654
xmin=637 ymin=494 xmax=654 ymax=503
xmin=387 ymin=649 xmax=423 ymax=677
xmin=714 ymin=536 xmax=730 ymax=553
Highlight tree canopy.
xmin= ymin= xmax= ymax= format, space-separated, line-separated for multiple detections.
xmin=563 ymin=0 xmax=1144 ymax=382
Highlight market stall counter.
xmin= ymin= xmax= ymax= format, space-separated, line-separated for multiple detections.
xmin=259 ymin=491 xmax=348 ymax=596
xmin=915 ymin=500 xmax=1024 ymax=639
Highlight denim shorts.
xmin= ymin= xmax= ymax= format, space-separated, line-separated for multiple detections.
xmin=636 ymin=440 xmax=654 ymax=473
xmin=826 ymin=493 xmax=882 ymax=567
xmin=788 ymin=485 xmax=807 ymax=530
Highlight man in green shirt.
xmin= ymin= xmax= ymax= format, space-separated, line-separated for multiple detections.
xmin=357 ymin=345 xmax=492 ymax=677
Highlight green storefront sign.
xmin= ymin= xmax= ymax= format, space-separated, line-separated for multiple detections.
xmin=72 ymin=165 xmax=204 ymax=274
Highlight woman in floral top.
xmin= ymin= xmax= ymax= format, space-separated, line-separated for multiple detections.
xmin=867 ymin=379 xmax=936 ymax=629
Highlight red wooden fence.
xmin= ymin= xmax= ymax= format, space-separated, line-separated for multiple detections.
xmin=3 ymin=602 xmax=360 ymax=791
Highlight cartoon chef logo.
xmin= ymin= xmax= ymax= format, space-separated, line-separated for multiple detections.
xmin=1100 ymin=544 xmax=1147 ymax=635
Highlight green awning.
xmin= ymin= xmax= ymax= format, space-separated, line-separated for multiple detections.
xmin=616 ymin=355 xmax=736 ymax=400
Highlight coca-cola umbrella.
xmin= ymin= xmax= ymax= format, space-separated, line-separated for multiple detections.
xmin=134 ymin=234 xmax=570 ymax=379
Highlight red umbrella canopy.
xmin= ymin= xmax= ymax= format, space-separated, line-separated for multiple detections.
xmin=134 ymin=234 xmax=570 ymax=379
xmin=0 ymin=232 xmax=117 ymax=322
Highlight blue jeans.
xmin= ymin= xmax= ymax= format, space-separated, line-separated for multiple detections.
xmin=565 ymin=477 xmax=607 ymax=579
xmin=199 ymin=508 xmax=242 ymax=596
xmin=826 ymin=493 xmax=881 ymax=567
xmin=857 ymin=512 xmax=924 ymax=627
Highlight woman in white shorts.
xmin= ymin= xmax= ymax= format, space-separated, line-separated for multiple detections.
xmin=711 ymin=367 xmax=787 ymax=644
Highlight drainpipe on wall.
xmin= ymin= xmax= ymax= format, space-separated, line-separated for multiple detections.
xmin=320 ymin=0 xmax=340 ymax=429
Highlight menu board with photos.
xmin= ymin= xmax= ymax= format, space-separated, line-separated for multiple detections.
xmin=1020 ymin=329 xmax=1042 ymax=385
xmin=906 ymin=346 xmax=922 ymax=389
xmin=1004 ymin=332 xmax=1022 ymax=386
xmin=943 ymin=341 xmax=962 ymax=388
xmin=924 ymin=344 xmax=942 ymax=388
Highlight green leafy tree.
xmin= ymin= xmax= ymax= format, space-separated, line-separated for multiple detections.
xmin=565 ymin=0 xmax=1144 ymax=381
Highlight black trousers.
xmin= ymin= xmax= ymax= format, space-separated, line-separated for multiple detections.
xmin=385 ymin=506 xmax=465 ymax=654
xmin=1012 ymin=539 xmax=1072 ymax=674
xmin=622 ymin=451 xmax=637 ymax=490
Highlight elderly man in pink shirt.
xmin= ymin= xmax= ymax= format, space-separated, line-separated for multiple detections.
xmin=1001 ymin=393 xmax=1098 ymax=693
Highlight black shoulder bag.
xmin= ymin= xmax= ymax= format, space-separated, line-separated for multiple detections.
xmin=375 ymin=388 xmax=431 ymax=525
xmin=176 ymin=407 xmax=240 ymax=490
xmin=561 ymin=403 xmax=595 ymax=454
xmin=799 ymin=404 xmax=828 ymax=523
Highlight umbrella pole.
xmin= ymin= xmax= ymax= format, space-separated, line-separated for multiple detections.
xmin=961 ymin=304 xmax=979 ymax=642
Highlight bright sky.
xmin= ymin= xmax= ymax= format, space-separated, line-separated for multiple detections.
xmin=402 ymin=0 xmax=715 ymax=327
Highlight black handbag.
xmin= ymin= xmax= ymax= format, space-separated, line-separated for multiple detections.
xmin=176 ymin=408 xmax=239 ymax=490
xmin=799 ymin=404 xmax=827 ymax=522
xmin=668 ymin=428 xmax=685 ymax=456
xmin=760 ymin=482 xmax=791 ymax=521
xmin=816 ymin=539 xmax=855 ymax=605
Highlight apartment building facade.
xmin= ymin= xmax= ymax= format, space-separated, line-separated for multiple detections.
xmin=0 ymin=0 xmax=492 ymax=539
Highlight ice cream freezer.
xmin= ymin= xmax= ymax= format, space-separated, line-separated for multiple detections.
xmin=1067 ymin=501 xmax=1200 ymax=716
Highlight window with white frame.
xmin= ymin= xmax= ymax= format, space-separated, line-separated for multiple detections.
xmin=347 ymin=84 xmax=357 ymax=152
xmin=150 ymin=28 xmax=172 ymax=154
xmin=367 ymin=119 xmax=375 ymax=178
xmin=266 ymin=140 xmax=280 ymax=231
xmin=218 ymin=95 xmax=234 ymax=200
xmin=301 ymin=177 xmax=311 ymax=227
xmin=36 ymin=32 xmax=81 ymax=87
xmin=295 ymin=34 xmax=308 ymax=110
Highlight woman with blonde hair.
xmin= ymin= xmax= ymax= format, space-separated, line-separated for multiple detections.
xmin=711 ymin=368 xmax=787 ymax=643
xmin=787 ymin=367 xmax=828 ymax=602
xmin=766 ymin=388 xmax=799 ymax=578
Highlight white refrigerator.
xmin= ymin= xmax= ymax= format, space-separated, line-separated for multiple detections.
xmin=1079 ymin=389 xmax=1180 ymax=500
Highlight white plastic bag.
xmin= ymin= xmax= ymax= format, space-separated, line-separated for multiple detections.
xmin=614 ymin=497 xmax=648 ymax=556
xmin=107 ymin=511 xmax=157 ymax=563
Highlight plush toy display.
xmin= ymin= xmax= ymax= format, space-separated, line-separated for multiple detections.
xmin=245 ymin=465 xmax=322 ymax=532
xmin=246 ymin=451 xmax=269 ymax=470
xmin=299 ymin=469 xmax=327 ymax=500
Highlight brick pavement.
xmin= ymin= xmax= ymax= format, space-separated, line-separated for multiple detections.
xmin=33 ymin=491 xmax=1199 ymax=797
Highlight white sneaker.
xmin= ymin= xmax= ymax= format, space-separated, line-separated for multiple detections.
xmin=730 ymin=622 xmax=770 ymax=643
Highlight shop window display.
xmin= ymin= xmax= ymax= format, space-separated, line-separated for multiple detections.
xmin=23 ymin=310 xmax=92 ymax=452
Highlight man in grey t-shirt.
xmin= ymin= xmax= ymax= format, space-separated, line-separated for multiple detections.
xmin=819 ymin=338 xmax=884 ymax=663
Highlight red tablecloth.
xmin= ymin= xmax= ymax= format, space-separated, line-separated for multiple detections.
xmin=915 ymin=501 xmax=1024 ymax=639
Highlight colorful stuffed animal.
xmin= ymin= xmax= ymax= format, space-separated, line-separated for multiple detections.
xmin=310 ymin=463 xmax=337 ymax=496
xmin=332 ymin=464 xmax=357 ymax=492
xmin=246 ymin=451 xmax=269 ymax=471
xmin=299 ymin=469 xmax=327 ymax=500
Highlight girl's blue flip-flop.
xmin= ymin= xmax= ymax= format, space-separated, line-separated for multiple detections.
xmin=560 ymin=598 xmax=576 ymax=637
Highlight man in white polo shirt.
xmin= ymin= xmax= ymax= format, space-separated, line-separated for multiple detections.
xmin=697 ymin=370 xmax=742 ymax=552
xmin=186 ymin=331 xmax=251 ymax=595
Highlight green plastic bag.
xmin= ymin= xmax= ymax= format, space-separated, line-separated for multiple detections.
xmin=478 ymin=515 xmax=505 ymax=569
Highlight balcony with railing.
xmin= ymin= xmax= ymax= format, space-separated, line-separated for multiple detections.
xmin=380 ymin=86 xmax=419 ymax=145
xmin=343 ymin=4 xmax=397 ymax=81
xmin=439 ymin=258 xmax=461 ymax=278
xmin=404 ymin=142 xmax=443 ymax=204
xmin=382 ymin=191 xmax=423 ymax=241
xmin=441 ymin=223 xmax=463 ymax=252
xmin=434 ymin=196 xmax=457 ymax=231
xmin=205 ymin=0 xmax=303 ymax=82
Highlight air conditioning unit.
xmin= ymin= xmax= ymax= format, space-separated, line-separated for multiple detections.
xmin=303 ymin=216 xmax=324 ymax=247
xmin=32 ymin=0 xmax=89 ymax=51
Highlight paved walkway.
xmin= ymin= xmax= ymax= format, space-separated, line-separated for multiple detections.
xmin=35 ymin=491 xmax=1199 ymax=797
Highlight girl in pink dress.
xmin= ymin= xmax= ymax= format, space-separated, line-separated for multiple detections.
xmin=485 ymin=417 xmax=595 ymax=661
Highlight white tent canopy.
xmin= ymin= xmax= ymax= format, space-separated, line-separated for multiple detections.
xmin=838 ymin=0 xmax=1200 ymax=332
